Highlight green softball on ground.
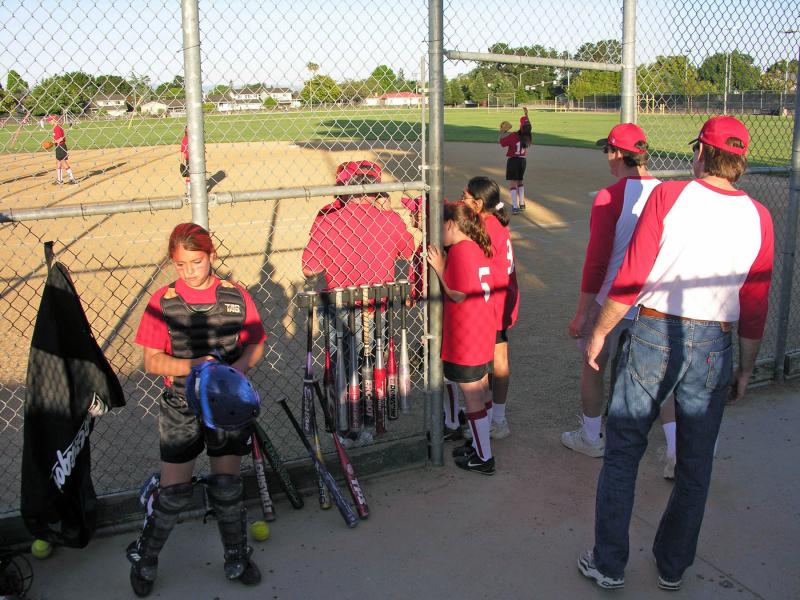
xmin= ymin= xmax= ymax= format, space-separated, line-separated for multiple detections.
xmin=249 ymin=520 xmax=270 ymax=542
xmin=31 ymin=539 xmax=52 ymax=559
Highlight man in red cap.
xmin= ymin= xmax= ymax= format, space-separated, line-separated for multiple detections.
xmin=564 ymin=123 xmax=676 ymax=479
xmin=577 ymin=115 xmax=774 ymax=591
xmin=302 ymin=160 xmax=415 ymax=290
xmin=48 ymin=115 xmax=78 ymax=185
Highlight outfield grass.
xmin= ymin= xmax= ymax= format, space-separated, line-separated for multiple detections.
xmin=1 ymin=107 xmax=791 ymax=167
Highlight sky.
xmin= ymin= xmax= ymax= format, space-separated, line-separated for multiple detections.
xmin=0 ymin=0 xmax=797 ymax=91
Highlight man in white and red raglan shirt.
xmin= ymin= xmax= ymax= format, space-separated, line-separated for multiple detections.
xmin=578 ymin=116 xmax=774 ymax=592
xmin=564 ymin=123 xmax=677 ymax=480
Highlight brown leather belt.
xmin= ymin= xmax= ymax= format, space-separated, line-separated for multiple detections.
xmin=638 ymin=306 xmax=731 ymax=331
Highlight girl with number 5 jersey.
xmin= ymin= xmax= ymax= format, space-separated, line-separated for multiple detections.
xmin=462 ymin=177 xmax=519 ymax=440
xmin=427 ymin=201 xmax=496 ymax=475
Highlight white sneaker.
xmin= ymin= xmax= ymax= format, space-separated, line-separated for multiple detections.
xmin=561 ymin=428 xmax=604 ymax=457
xmin=490 ymin=419 xmax=510 ymax=439
xmin=663 ymin=454 xmax=676 ymax=480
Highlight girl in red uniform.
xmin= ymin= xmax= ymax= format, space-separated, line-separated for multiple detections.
xmin=128 ymin=223 xmax=266 ymax=596
xmin=180 ymin=127 xmax=190 ymax=197
xmin=427 ymin=202 xmax=496 ymax=474
xmin=499 ymin=107 xmax=532 ymax=214
xmin=463 ymin=177 xmax=519 ymax=439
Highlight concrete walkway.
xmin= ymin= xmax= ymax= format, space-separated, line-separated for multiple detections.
xmin=23 ymin=145 xmax=800 ymax=599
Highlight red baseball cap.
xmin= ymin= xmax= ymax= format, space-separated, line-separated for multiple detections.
xmin=689 ymin=116 xmax=749 ymax=156
xmin=46 ymin=115 xmax=58 ymax=123
xmin=401 ymin=195 xmax=423 ymax=214
xmin=335 ymin=160 xmax=382 ymax=185
xmin=596 ymin=123 xmax=647 ymax=154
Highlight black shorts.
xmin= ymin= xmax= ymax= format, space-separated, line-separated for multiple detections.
xmin=443 ymin=360 xmax=493 ymax=384
xmin=158 ymin=389 xmax=251 ymax=464
xmin=179 ymin=162 xmax=189 ymax=178
xmin=55 ymin=145 xmax=69 ymax=161
xmin=495 ymin=329 xmax=509 ymax=343
xmin=506 ymin=156 xmax=526 ymax=181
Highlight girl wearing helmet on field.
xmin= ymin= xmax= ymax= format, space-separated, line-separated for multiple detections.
xmin=127 ymin=223 xmax=266 ymax=596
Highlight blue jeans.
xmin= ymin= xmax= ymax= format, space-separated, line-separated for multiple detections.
xmin=593 ymin=313 xmax=733 ymax=581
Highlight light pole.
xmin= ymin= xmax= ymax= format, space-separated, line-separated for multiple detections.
xmin=517 ymin=67 xmax=537 ymax=89
xmin=723 ymin=51 xmax=731 ymax=114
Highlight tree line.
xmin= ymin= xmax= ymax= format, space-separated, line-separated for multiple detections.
xmin=2 ymin=40 xmax=797 ymax=116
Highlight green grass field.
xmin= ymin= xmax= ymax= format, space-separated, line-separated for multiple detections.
xmin=1 ymin=108 xmax=792 ymax=167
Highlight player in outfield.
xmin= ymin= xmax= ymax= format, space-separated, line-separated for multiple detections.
xmin=127 ymin=223 xmax=266 ymax=596
xmin=564 ymin=123 xmax=677 ymax=479
xmin=498 ymin=106 xmax=532 ymax=214
xmin=48 ymin=115 xmax=78 ymax=185
xmin=578 ymin=116 xmax=774 ymax=591
xmin=427 ymin=201 xmax=497 ymax=475
xmin=461 ymin=176 xmax=519 ymax=440
xmin=180 ymin=127 xmax=190 ymax=198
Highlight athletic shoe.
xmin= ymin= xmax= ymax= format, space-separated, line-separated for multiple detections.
xmin=443 ymin=425 xmax=463 ymax=442
xmin=578 ymin=549 xmax=624 ymax=590
xmin=490 ymin=419 xmax=510 ymax=439
xmin=663 ymin=454 xmax=676 ymax=480
xmin=520 ymin=203 xmax=527 ymax=211
xmin=512 ymin=207 xmax=520 ymax=215
xmin=69 ymin=178 xmax=78 ymax=184
xmin=126 ymin=540 xmax=157 ymax=597
xmin=52 ymin=180 xmax=63 ymax=185
xmin=452 ymin=440 xmax=474 ymax=458
xmin=237 ymin=558 xmax=262 ymax=586
xmin=561 ymin=427 xmax=604 ymax=458
xmin=657 ymin=574 xmax=682 ymax=591
xmin=454 ymin=449 xmax=495 ymax=475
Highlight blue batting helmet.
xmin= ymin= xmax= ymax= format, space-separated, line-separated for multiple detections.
xmin=185 ymin=362 xmax=260 ymax=431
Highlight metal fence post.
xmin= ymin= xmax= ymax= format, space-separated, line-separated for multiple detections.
xmin=181 ymin=0 xmax=209 ymax=228
xmin=773 ymin=45 xmax=800 ymax=382
xmin=620 ymin=0 xmax=637 ymax=124
xmin=427 ymin=0 xmax=445 ymax=467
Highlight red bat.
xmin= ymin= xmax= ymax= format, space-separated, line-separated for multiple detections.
xmin=373 ymin=285 xmax=387 ymax=434
xmin=314 ymin=381 xmax=369 ymax=519
xmin=251 ymin=433 xmax=276 ymax=521
xmin=386 ymin=283 xmax=399 ymax=420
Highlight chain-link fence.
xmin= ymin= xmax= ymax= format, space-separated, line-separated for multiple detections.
xmin=1 ymin=0 xmax=799 ymax=517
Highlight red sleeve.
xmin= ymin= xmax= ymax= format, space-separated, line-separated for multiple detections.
xmin=180 ymin=136 xmax=189 ymax=160
xmin=581 ymin=182 xmax=625 ymax=293
xmin=609 ymin=181 xmax=687 ymax=305
xmin=135 ymin=288 xmax=170 ymax=350
xmin=390 ymin=212 xmax=415 ymax=259
xmin=236 ymin=284 xmax=267 ymax=345
xmin=302 ymin=222 xmax=326 ymax=274
xmin=499 ymin=133 xmax=517 ymax=148
xmin=738 ymin=202 xmax=774 ymax=338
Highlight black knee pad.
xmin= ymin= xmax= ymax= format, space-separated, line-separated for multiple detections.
xmin=206 ymin=474 xmax=244 ymax=509
xmin=157 ymin=482 xmax=195 ymax=513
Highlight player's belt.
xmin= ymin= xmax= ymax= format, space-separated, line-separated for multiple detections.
xmin=638 ymin=306 xmax=731 ymax=332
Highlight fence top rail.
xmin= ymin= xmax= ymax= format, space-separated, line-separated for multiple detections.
xmin=0 ymin=182 xmax=430 ymax=223
xmin=444 ymin=50 xmax=623 ymax=72
xmin=650 ymin=167 xmax=792 ymax=178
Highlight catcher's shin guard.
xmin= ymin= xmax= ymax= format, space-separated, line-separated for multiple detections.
xmin=206 ymin=474 xmax=261 ymax=585
xmin=126 ymin=482 xmax=193 ymax=596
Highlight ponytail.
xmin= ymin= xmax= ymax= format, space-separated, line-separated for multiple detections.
xmin=467 ymin=176 xmax=509 ymax=227
xmin=443 ymin=201 xmax=493 ymax=258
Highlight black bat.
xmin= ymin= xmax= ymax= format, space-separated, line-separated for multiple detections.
xmin=313 ymin=381 xmax=370 ymax=519
xmin=360 ymin=285 xmax=375 ymax=428
xmin=279 ymin=398 xmax=359 ymax=528
xmin=373 ymin=285 xmax=387 ymax=435
xmin=251 ymin=432 xmax=276 ymax=521
xmin=321 ymin=292 xmax=336 ymax=433
xmin=386 ymin=283 xmax=399 ymax=420
xmin=398 ymin=279 xmax=412 ymax=414
xmin=252 ymin=421 xmax=304 ymax=509
xmin=301 ymin=291 xmax=316 ymax=436
xmin=347 ymin=286 xmax=362 ymax=433
xmin=334 ymin=288 xmax=348 ymax=433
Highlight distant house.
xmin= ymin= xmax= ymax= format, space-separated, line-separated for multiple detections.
xmin=89 ymin=92 xmax=131 ymax=117
xmin=363 ymin=92 xmax=426 ymax=107
xmin=205 ymin=86 xmax=294 ymax=111
xmin=141 ymin=99 xmax=186 ymax=117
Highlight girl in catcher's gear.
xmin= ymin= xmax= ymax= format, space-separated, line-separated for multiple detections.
xmin=127 ymin=223 xmax=266 ymax=597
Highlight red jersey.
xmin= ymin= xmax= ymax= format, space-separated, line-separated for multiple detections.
xmin=180 ymin=134 xmax=189 ymax=161
xmin=53 ymin=125 xmax=66 ymax=147
xmin=483 ymin=214 xmax=519 ymax=330
xmin=499 ymin=115 xmax=530 ymax=158
xmin=302 ymin=201 xmax=415 ymax=289
xmin=136 ymin=276 xmax=266 ymax=353
xmin=441 ymin=240 xmax=495 ymax=366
